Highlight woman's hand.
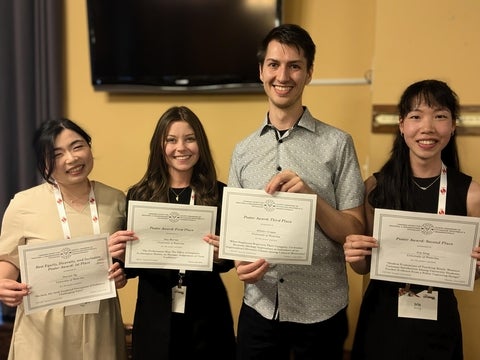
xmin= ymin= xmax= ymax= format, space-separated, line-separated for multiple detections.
xmin=0 ymin=278 xmax=30 ymax=307
xmin=203 ymin=234 xmax=221 ymax=262
xmin=343 ymin=234 xmax=378 ymax=275
xmin=344 ymin=234 xmax=378 ymax=262
xmin=471 ymin=246 xmax=480 ymax=279
xmin=108 ymin=262 xmax=127 ymax=289
xmin=108 ymin=230 xmax=137 ymax=262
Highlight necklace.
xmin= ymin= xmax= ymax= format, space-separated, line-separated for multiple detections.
xmin=411 ymin=175 xmax=441 ymax=191
xmin=170 ymin=187 xmax=189 ymax=202
xmin=60 ymin=183 xmax=92 ymax=206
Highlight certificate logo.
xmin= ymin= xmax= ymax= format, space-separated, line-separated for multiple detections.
xmin=420 ymin=223 xmax=434 ymax=235
xmin=60 ymin=247 xmax=72 ymax=259
xmin=168 ymin=211 xmax=181 ymax=223
xmin=263 ymin=199 xmax=276 ymax=212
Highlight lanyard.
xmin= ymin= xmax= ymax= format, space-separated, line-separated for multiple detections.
xmin=437 ymin=163 xmax=447 ymax=214
xmin=53 ymin=181 xmax=100 ymax=239
xmin=405 ymin=163 xmax=447 ymax=294
xmin=178 ymin=188 xmax=195 ymax=287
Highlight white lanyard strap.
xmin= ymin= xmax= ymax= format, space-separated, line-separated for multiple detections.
xmin=189 ymin=189 xmax=195 ymax=205
xmin=53 ymin=181 xmax=100 ymax=239
xmin=405 ymin=163 xmax=447 ymax=293
xmin=437 ymin=163 xmax=447 ymax=214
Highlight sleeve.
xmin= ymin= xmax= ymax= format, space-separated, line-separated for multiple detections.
xmin=227 ymin=145 xmax=242 ymax=188
xmin=0 ymin=196 xmax=25 ymax=269
xmin=334 ymin=134 xmax=365 ymax=210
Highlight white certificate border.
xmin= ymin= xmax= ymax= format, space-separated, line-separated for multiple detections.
xmin=219 ymin=188 xmax=316 ymax=264
xmin=19 ymin=233 xmax=115 ymax=314
xmin=371 ymin=209 xmax=480 ymax=291
xmin=126 ymin=200 xmax=216 ymax=271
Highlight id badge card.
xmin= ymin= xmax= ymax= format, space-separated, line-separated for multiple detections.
xmin=172 ymin=286 xmax=187 ymax=313
xmin=398 ymin=289 xmax=438 ymax=320
xmin=65 ymin=300 xmax=100 ymax=316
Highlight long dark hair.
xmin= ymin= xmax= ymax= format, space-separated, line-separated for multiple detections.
xmin=33 ymin=118 xmax=92 ymax=184
xmin=368 ymin=80 xmax=460 ymax=210
xmin=128 ymin=106 xmax=219 ymax=206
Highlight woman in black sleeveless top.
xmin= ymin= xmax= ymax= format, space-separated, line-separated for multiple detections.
xmin=344 ymin=80 xmax=480 ymax=360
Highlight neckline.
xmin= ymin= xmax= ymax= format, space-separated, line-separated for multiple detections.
xmin=411 ymin=175 xmax=441 ymax=191
xmin=169 ymin=186 xmax=191 ymax=203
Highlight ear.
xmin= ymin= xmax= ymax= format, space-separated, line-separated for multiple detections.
xmin=259 ymin=63 xmax=264 ymax=83
xmin=451 ymin=118 xmax=457 ymax=134
xmin=398 ymin=118 xmax=404 ymax=135
xmin=305 ymin=65 xmax=314 ymax=85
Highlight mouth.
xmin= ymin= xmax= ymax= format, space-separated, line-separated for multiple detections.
xmin=273 ymin=84 xmax=293 ymax=94
xmin=417 ymin=139 xmax=437 ymax=145
xmin=66 ymin=165 xmax=84 ymax=174
xmin=174 ymin=155 xmax=191 ymax=160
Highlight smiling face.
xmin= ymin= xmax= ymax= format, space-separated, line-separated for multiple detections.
xmin=50 ymin=129 xmax=94 ymax=187
xmin=399 ymin=101 xmax=456 ymax=164
xmin=259 ymin=40 xmax=313 ymax=112
xmin=164 ymin=120 xmax=199 ymax=182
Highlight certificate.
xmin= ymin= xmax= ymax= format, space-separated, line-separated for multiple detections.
xmin=18 ymin=233 xmax=116 ymax=315
xmin=219 ymin=188 xmax=317 ymax=264
xmin=125 ymin=200 xmax=217 ymax=271
xmin=370 ymin=208 xmax=480 ymax=291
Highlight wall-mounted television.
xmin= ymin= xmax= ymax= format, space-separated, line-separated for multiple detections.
xmin=86 ymin=0 xmax=283 ymax=94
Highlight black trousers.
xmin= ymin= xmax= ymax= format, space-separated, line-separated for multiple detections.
xmin=236 ymin=303 xmax=348 ymax=360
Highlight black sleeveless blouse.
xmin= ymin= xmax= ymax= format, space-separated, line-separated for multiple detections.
xmin=351 ymin=167 xmax=471 ymax=360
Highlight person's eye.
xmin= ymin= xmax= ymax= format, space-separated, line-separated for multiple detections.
xmin=186 ymin=136 xmax=196 ymax=143
xmin=165 ymin=137 xmax=176 ymax=143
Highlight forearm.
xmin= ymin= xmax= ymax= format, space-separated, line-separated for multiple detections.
xmin=0 ymin=260 xmax=19 ymax=280
xmin=349 ymin=256 xmax=371 ymax=275
xmin=315 ymin=199 xmax=365 ymax=244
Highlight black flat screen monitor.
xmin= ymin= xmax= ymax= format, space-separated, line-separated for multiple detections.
xmin=86 ymin=0 xmax=283 ymax=94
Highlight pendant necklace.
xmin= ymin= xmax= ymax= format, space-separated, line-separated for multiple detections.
xmin=170 ymin=187 xmax=189 ymax=202
xmin=411 ymin=175 xmax=441 ymax=191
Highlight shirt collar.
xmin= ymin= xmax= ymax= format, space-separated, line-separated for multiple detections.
xmin=259 ymin=106 xmax=316 ymax=136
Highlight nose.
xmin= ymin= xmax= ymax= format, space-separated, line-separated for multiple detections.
xmin=276 ymin=64 xmax=289 ymax=82
xmin=65 ymin=151 xmax=78 ymax=162
xmin=175 ymin=140 xmax=188 ymax=150
xmin=420 ymin=117 xmax=435 ymax=132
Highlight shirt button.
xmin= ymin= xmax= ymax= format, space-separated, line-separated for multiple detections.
xmin=278 ymin=139 xmax=283 ymax=144
xmin=279 ymin=278 xmax=284 ymax=283
xmin=277 ymin=166 xmax=282 ymax=171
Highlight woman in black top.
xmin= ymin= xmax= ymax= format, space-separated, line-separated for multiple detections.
xmin=344 ymin=80 xmax=480 ymax=360
xmin=112 ymin=106 xmax=236 ymax=359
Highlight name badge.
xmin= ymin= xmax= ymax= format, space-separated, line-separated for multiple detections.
xmin=172 ymin=286 xmax=187 ymax=313
xmin=398 ymin=288 xmax=438 ymax=320
xmin=65 ymin=300 xmax=100 ymax=316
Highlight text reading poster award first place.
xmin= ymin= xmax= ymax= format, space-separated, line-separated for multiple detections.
xmin=125 ymin=200 xmax=217 ymax=271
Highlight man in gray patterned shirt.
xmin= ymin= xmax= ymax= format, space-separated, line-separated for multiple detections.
xmin=228 ymin=23 xmax=365 ymax=360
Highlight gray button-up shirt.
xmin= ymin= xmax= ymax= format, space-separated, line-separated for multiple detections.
xmin=228 ymin=107 xmax=364 ymax=323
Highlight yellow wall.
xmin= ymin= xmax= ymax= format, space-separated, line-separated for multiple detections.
xmin=64 ymin=1 xmax=480 ymax=357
